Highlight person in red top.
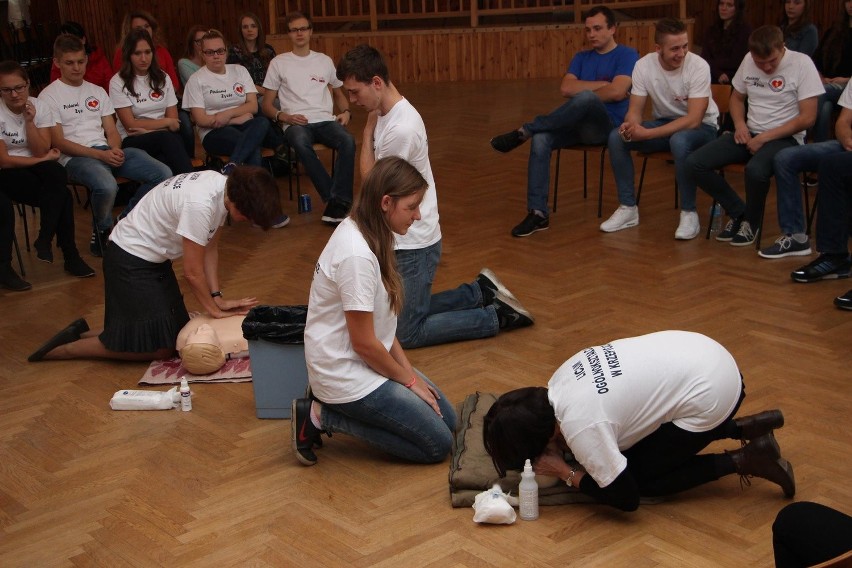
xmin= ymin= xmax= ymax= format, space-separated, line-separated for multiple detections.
xmin=48 ymin=21 xmax=112 ymax=92
xmin=112 ymin=11 xmax=180 ymax=93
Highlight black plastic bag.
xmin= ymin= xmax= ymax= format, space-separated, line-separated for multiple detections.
xmin=242 ymin=305 xmax=307 ymax=344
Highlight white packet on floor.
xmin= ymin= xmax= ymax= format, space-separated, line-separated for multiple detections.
xmin=472 ymin=484 xmax=517 ymax=525
xmin=110 ymin=387 xmax=180 ymax=410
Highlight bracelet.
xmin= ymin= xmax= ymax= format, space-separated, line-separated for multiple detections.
xmin=564 ymin=468 xmax=577 ymax=487
xmin=403 ymin=376 xmax=417 ymax=388
xmin=210 ymin=291 xmax=222 ymax=298
xmin=341 ymin=109 xmax=351 ymax=114
xmin=275 ymin=111 xmax=284 ymax=123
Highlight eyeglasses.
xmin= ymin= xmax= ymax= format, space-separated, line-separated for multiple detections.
xmin=202 ymin=48 xmax=227 ymax=56
xmin=0 ymin=83 xmax=28 ymax=96
xmin=288 ymin=26 xmax=312 ymax=33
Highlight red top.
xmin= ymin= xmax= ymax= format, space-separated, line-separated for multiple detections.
xmin=49 ymin=47 xmax=113 ymax=92
xmin=112 ymin=45 xmax=180 ymax=93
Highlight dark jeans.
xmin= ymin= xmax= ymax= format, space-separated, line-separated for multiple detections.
xmin=622 ymin=380 xmax=744 ymax=497
xmin=122 ymin=130 xmax=193 ymax=175
xmin=178 ymin=108 xmax=195 ymax=158
xmin=815 ymin=151 xmax=852 ymax=254
xmin=284 ymin=121 xmax=355 ymax=204
xmin=687 ymin=132 xmax=799 ymax=229
xmin=773 ymin=502 xmax=852 ymax=568
xmin=202 ymin=116 xmax=270 ymax=167
xmin=0 ymin=161 xmax=78 ymax=262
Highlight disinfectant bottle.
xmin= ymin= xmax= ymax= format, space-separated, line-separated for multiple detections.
xmin=519 ymin=459 xmax=539 ymax=520
xmin=180 ymin=378 xmax=192 ymax=412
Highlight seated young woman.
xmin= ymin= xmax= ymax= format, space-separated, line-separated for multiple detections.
xmin=112 ymin=10 xmax=180 ymax=92
xmin=227 ymin=13 xmax=275 ymax=109
xmin=110 ymin=29 xmax=193 ymax=176
xmin=291 ymin=156 xmax=457 ymax=466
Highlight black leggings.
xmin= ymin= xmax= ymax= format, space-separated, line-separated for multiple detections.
xmin=0 ymin=161 xmax=77 ymax=262
xmin=122 ymin=130 xmax=193 ymax=175
xmin=773 ymin=502 xmax=852 ymax=568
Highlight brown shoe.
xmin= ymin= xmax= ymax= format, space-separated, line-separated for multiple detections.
xmin=727 ymin=432 xmax=795 ymax=498
xmin=734 ymin=409 xmax=784 ymax=440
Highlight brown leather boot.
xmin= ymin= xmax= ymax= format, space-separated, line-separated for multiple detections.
xmin=734 ymin=409 xmax=784 ymax=440
xmin=727 ymin=432 xmax=795 ymax=498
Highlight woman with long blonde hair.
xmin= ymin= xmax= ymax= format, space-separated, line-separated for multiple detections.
xmin=294 ymin=156 xmax=457 ymax=466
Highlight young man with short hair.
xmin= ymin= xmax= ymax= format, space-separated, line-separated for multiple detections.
xmin=336 ymin=44 xmax=534 ymax=349
xmin=603 ymin=18 xmax=719 ymax=239
xmin=39 ymin=33 xmax=172 ymax=257
xmin=489 ymin=6 xmax=639 ymax=237
xmin=686 ymin=25 xmax=824 ymax=248
xmin=261 ymin=12 xmax=355 ymax=225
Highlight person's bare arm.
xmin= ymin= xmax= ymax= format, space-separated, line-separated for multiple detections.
xmin=359 ymin=110 xmax=379 ymax=177
xmin=836 ymin=107 xmax=852 ymax=151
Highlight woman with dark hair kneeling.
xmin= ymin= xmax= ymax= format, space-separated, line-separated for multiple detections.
xmin=483 ymin=330 xmax=795 ymax=511
xmin=292 ymin=156 xmax=457 ymax=466
xmin=28 ymin=166 xmax=281 ymax=362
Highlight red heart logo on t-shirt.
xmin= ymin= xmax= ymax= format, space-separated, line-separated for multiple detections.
xmin=771 ymin=79 xmax=783 ymax=89
xmin=87 ymin=99 xmax=99 ymax=108
xmin=150 ymin=90 xmax=162 ymax=100
xmin=235 ymin=85 xmax=244 ymax=95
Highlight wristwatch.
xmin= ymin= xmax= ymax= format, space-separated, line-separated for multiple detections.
xmin=564 ymin=468 xmax=577 ymax=487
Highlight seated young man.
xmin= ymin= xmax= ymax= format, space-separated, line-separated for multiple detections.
xmin=603 ymin=17 xmax=718 ymax=239
xmin=686 ymin=25 xmax=824 ymax=248
xmin=488 ymin=6 xmax=638 ymax=237
xmin=39 ymin=34 xmax=172 ymax=257
xmin=762 ymin=81 xmax=852 ymax=259
xmin=483 ymin=330 xmax=795 ymax=512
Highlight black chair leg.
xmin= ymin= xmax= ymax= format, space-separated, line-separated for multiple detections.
xmin=596 ymin=148 xmax=606 ymax=218
xmin=636 ymin=157 xmax=648 ymax=206
xmin=12 ymin=232 xmax=25 ymax=277
xmin=552 ymin=149 xmax=561 ymax=213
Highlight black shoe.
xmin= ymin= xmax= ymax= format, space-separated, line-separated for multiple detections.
xmin=734 ymin=409 xmax=784 ymax=440
xmin=715 ymin=217 xmax=741 ymax=242
xmin=834 ymin=289 xmax=852 ymax=310
xmin=790 ymin=254 xmax=852 ymax=283
xmin=511 ymin=211 xmax=549 ymax=237
xmin=0 ymin=263 xmax=32 ymax=291
xmin=493 ymin=289 xmax=534 ymax=331
xmin=89 ymin=230 xmax=110 ymax=258
xmin=291 ymin=398 xmax=321 ymax=466
xmin=321 ymin=199 xmax=350 ymax=225
xmin=727 ymin=432 xmax=795 ymax=498
xmin=490 ymin=129 xmax=526 ymax=153
xmin=35 ymin=239 xmax=53 ymax=263
xmin=28 ymin=318 xmax=87 ymax=362
xmin=64 ymin=255 xmax=96 ymax=278
xmin=477 ymin=268 xmax=518 ymax=306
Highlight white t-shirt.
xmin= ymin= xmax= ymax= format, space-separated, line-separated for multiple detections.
xmin=732 ymin=48 xmax=824 ymax=143
xmin=38 ymin=79 xmax=114 ymax=165
xmin=840 ymin=81 xmax=852 ymax=110
xmin=109 ymin=72 xmax=179 ymax=139
xmin=374 ymin=98 xmax=441 ymax=249
xmin=304 ymin=217 xmax=397 ymax=404
xmin=547 ymin=330 xmax=742 ymax=488
xmin=110 ymin=170 xmax=228 ymax=263
xmin=182 ymin=64 xmax=257 ymax=141
xmin=631 ymin=52 xmax=719 ymax=128
xmin=262 ymin=51 xmax=340 ymax=128
xmin=0 ymin=97 xmax=53 ymax=158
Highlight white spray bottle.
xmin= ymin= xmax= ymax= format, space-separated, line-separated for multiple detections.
xmin=518 ymin=458 xmax=539 ymax=520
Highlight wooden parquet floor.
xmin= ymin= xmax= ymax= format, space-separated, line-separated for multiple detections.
xmin=2 ymin=79 xmax=850 ymax=567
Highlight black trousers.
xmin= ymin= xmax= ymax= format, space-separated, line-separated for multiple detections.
xmin=122 ymin=130 xmax=193 ymax=176
xmin=0 ymin=161 xmax=77 ymax=263
xmin=773 ymin=502 xmax=852 ymax=568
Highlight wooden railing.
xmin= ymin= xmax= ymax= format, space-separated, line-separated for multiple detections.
xmin=269 ymin=0 xmax=686 ymax=33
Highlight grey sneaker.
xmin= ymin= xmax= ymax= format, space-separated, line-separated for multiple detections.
xmin=758 ymin=235 xmax=812 ymax=259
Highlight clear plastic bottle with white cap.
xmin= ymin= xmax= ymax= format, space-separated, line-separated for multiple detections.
xmin=518 ymin=458 xmax=539 ymax=520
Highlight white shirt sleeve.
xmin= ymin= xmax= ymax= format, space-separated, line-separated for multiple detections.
xmin=335 ymin=255 xmax=380 ymax=312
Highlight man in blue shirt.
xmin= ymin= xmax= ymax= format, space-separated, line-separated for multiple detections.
xmin=489 ymin=6 xmax=639 ymax=237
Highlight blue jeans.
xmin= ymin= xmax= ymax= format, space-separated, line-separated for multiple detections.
xmin=524 ymin=91 xmax=614 ymax=213
xmin=395 ymin=240 xmax=499 ymax=348
xmin=64 ymin=146 xmax=172 ymax=232
xmin=686 ymin=132 xmax=798 ymax=229
xmin=202 ymin=116 xmax=270 ymax=166
xmin=815 ymin=152 xmax=852 ymax=254
xmin=284 ymin=121 xmax=356 ymax=203
xmin=178 ymin=108 xmax=195 ymax=158
xmin=773 ymin=141 xmax=843 ymax=235
xmin=812 ymin=83 xmax=845 ymax=143
xmin=320 ymin=370 xmax=457 ymax=463
xmin=607 ymin=120 xmax=717 ymax=211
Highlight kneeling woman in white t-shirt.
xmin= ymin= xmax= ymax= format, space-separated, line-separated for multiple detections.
xmin=293 ymin=156 xmax=457 ymax=466
xmin=483 ymin=331 xmax=796 ymax=511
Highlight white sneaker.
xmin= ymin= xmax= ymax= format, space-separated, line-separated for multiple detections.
xmin=674 ymin=210 xmax=700 ymax=240
xmin=600 ymin=205 xmax=639 ymax=233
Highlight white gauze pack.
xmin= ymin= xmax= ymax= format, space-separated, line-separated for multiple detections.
xmin=472 ymin=484 xmax=517 ymax=524
xmin=109 ymin=387 xmax=180 ymax=410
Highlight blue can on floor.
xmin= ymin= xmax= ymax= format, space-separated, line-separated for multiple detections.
xmin=299 ymin=194 xmax=312 ymax=213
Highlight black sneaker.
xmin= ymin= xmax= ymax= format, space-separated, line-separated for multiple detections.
xmin=493 ymin=289 xmax=534 ymax=331
xmin=511 ymin=211 xmax=549 ymax=237
xmin=730 ymin=220 xmax=757 ymax=247
xmin=477 ymin=268 xmax=518 ymax=306
xmin=490 ymin=129 xmax=526 ymax=153
xmin=0 ymin=263 xmax=32 ymax=291
xmin=34 ymin=239 xmax=53 ymax=263
xmin=758 ymin=235 xmax=812 ymax=259
xmin=716 ymin=217 xmax=741 ymax=242
xmin=64 ymin=255 xmax=96 ymax=278
xmin=321 ymin=199 xmax=350 ymax=225
xmin=790 ymin=254 xmax=852 ymax=283
xmin=291 ymin=398 xmax=321 ymax=466
xmin=834 ymin=289 xmax=852 ymax=310
xmin=89 ymin=230 xmax=110 ymax=257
